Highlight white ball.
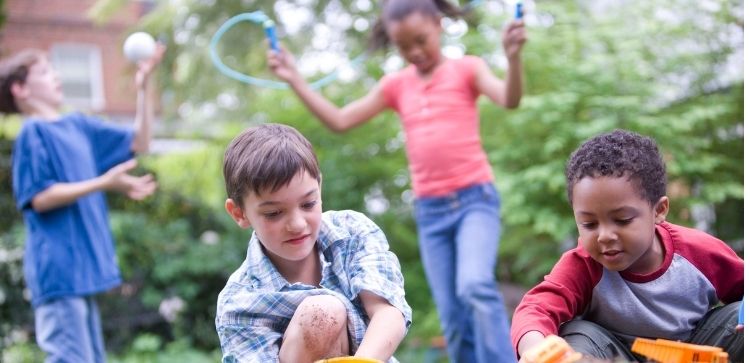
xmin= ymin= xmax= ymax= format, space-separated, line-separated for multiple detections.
xmin=123 ymin=32 xmax=156 ymax=62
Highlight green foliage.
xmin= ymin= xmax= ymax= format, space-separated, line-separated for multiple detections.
xmin=2 ymin=341 xmax=45 ymax=363
xmin=0 ymin=135 xmax=33 ymax=354
xmin=86 ymin=0 xmax=128 ymax=25
xmin=0 ymin=0 xmax=5 ymax=29
xmin=108 ymin=334 xmax=222 ymax=363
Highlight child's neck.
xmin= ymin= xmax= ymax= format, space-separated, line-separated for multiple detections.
xmin=626 ymin=233 xmax=666 ymax=275
xmin=21 ymin=102 xmax=61 ymax=121
xmin=415 ymin=55 xmax=446 ymax=80
xmin=275 ymin=244 xmax=322 ymax=287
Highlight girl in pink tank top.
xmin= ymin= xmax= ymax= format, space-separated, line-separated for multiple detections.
xmin=267 ymin=1 xmax=526 ymax=361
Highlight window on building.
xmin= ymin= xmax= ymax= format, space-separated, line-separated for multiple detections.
xmin=49 ymin=44 xmax=105 ymax=111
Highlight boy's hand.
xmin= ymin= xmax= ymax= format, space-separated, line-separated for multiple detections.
xmin=502 ymin=20 xmax=527 ymax=59
xmin=101 ymin=159 xmax=157 ymax=200
xmin=135 ymin=43 xmax=167 ymax=90
xmin=267 ymin=44 xmax=301 ymax=84
xmin=518 ymin=331 xmax=547 ymax=363
xmin=519 ymin=333 xmax=586 ymax=363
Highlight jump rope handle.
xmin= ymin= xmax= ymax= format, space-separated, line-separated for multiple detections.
xmin=515 ymin=2 xmax=523 ymax=19
xmin=264 ymin=19 xmax=279 ymax=52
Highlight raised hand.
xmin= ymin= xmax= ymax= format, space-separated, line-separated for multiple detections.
xmin=267 ymin=44 xmax=300 ymax=83
xmin=503 ymin=20 xmax=527 ymax=59
xmin=135 ymin=43 xmax=167 ymax=90
xmin=101 ymin=159 xmax=157 ymax=200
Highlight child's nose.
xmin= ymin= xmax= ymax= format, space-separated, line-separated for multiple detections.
xmin=407 ymin=48 xmax=423 ymax=60
xmin=286 ymin=212 xmax=306 ymax=233
xmin=597 ymin=225 xmax=617 ymax=244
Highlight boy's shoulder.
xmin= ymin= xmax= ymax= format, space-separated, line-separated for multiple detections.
xmin=18 ymin=112 xmax=91 ymax=131
xmin=321 ymin=209 xmax=373 ymax=226
xmin=658 ymin=220 xmax=714 ymax=236
xmin=657 ymin=221 xmax=726 ymax=249
xmin=317 ymin=210 xmax=380 ymax=248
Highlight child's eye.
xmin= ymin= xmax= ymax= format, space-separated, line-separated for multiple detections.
xmin=302 ymin=201 xmax=317 ymax=210
xmin=615 ymin=218 xmax=634 ymax=225
xmin=580 ymin=222 xmax=597 ymax=230
xmin=263 ymin=211 xmax=282 ymax=219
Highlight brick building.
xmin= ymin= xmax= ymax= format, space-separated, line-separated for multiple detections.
xmin=0 ymin=0 xmax=157 ymax=122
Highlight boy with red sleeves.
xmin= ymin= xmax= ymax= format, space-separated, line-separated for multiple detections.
xmin=512 ymin=129 xmax=743 ymax=362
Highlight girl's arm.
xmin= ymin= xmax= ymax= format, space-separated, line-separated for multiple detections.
xmin=131 ymin=44 xmax=166 ymax=154
xmin=268 ymin=47 xmax=387 ymax=132
xmin=475 ymin=20 xmax=526 ymax=109
xmin=355 ymin=290 xmax=406 ymax=361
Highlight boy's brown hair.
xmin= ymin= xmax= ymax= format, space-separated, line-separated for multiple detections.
xmin=0 ymin=49 xmax=46 ymax=114
xmin=223 ymin=123 xmax=321 ymax=209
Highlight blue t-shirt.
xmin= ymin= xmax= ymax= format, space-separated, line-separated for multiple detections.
xmin=12 ymin=112 xmax=134 ymax=307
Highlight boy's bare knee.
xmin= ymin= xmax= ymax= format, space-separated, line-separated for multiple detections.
xmin=285 ymin=295 xmax=348 ymax=356
xmin=295 ymin=295 xmax=347 ymax=333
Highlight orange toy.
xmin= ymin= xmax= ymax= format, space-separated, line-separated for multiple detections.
xmin=314 ymin=357 xmax=383 ymax=363
xmin=522 ymin=335 xmax=583 ymax=363
xmin=631 ymin=338 xmax=728 ymax=363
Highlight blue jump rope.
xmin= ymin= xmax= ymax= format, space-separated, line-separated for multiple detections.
xmin=210 ymin=3 xmax=523 ymax=89
xmin=209 ymin=11 xmax=364 ymax=90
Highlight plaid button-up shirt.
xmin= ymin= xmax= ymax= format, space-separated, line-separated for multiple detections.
xmin=216 ymin=210 xmax=412 ymax=363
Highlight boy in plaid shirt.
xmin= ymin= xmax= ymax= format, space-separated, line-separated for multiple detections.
xmin=216 ymin=123 xmax=412 ymax=363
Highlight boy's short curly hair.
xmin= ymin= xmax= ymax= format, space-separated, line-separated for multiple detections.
xmin=223 ymin=123 xmax=321 ymax=209
xmin=0 ymin=49 xmax=46 ymax=114
xmin=565 ymin=129 xmax=667 ymax=206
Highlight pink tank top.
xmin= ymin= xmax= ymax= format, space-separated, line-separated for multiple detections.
xmin=380 ymin=56 xmax=494 ymax=197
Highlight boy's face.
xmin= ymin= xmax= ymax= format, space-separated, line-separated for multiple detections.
xmin=571 ymin=176 xmax=668 ymax=275
xmin=225 ymin=171 xmax=322 ymax=269
xmin=14 ymin=57 xmax=63 ymax=110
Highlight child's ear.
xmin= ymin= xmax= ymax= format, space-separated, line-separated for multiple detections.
xmin=10 ymin=81 xmax=28 ymax=100
xmin=654 ymin=196 xmax=669 ymax=224
xmin=225 ymin=198 xmax=252 ymax=229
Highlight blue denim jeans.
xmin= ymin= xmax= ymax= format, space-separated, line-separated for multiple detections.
xmin=414 ymin=183 xmax=516 ymax=363
xmin=35 ymin=296 xmax=106 ymax=363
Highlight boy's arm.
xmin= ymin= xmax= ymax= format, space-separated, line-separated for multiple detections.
xmin=267 ymin=46 xmax=387 ymax=132
xmin=475 ymin=20 xmax=526 ymax=108
xmin=31 ymin=159 xmax=156 ymax=212
xmin=130 ymin=45 xmax=166 ymax=154
xmin=339 ymin=212 xmax=411 ymax=358
xmin=511 ymin=249 xmax=600 ymax=356
xmin=355 ymin=290 xmax=406 ymax=361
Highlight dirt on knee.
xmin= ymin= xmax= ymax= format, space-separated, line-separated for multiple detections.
xmin=300 ymin=301 xmax=345 ymax=352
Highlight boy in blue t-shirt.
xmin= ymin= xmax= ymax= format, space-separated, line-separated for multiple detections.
xmin=0 ymin=46 xmax=164 ymax=362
